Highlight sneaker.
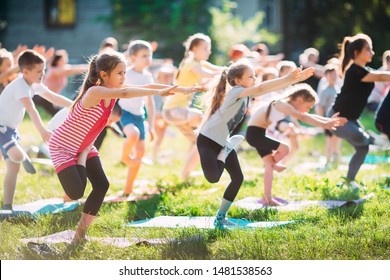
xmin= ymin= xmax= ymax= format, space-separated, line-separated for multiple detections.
xmin=1 ymin=204 xmax=12 ymax=211
xmin=368 ymin=130 xmax=390 ymax=149
xmin=346 ymin=181 xmax=367 ymax=192
xmin=214 ymin=217 xmax=240 ymax=229
xmin=27 ymin=242 xmax=61 ymax=259
xmin=225 ymin=135 xmax=245 ymax=155
xmin=22 ymin=156 xmax=36 ymax=174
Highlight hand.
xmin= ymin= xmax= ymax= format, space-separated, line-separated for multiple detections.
xmin=182 ymin=86 xmax=207 ymax=95
xmin=41 ymin=129 xmax=52 ymax=143
xmin=331 ymin=112 xmax=348 ymax=126
xmin=297 ymin=67 xmax=315 ymax=82
xmin=157 ymin=85 xmax=178 ymax=96
xmin=31 ymin=83 xmax=49 ymax=95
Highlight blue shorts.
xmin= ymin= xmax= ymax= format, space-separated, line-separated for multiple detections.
xmin=120 ymin=110 xmax=146 ymax=140
xmin=0 ymin=124 xmax=20 ymax=159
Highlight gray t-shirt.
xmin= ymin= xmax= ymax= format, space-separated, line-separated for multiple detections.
xmin=200 ymin=86 xmax=247 ymax=146
xmin=0 ymin=77 xmax=35 ymax=129
xmin=318 ymin=85 xmax=337 ymax=115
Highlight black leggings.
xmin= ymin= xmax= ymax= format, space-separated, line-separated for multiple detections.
xmin=197 ymin=134 xmax=244 ymax=202
xmin=57 ymin=156 xmax=109 ymax=215
xmin=246 ymin=126 xmax=280 ymax=157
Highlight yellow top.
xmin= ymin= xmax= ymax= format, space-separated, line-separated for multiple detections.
xmin=163 ymin=60 xmax=203 ymax=110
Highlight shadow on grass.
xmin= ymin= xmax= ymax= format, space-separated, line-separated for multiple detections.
xmin=326 ymin=203 xmax=365 ymax=221
xmin=126 ymin=195 xmax=163 ymax=222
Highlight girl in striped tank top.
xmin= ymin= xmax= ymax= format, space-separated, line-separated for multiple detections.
xmin=48 ymin=51 xmax=185 ymax=248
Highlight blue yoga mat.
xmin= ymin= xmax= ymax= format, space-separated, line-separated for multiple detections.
xmin=128 ymin=216 xmax=294 ymax=229
xmin=0 ymin=198 xmax=80 ymax=220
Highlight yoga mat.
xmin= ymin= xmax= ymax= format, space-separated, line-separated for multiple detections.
xmin=102 ymin=194 xmax=155 ymax=203
xmin=0 ymin=198 xmax=80 ymax=220
xmin=21 ymin=230 xmax=203 ymax=247
xmin=234 ymin=193 xmax=375 ymax=212
xmin=128 ymin=216 xmax=294 ymax=229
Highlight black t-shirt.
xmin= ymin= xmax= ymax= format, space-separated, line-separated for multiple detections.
xmin=332 ymin=63 xmax=374 ymax=120
xmin=375 ymin=89 xmax=390 ymax=124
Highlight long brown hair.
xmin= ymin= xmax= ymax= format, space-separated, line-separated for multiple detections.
xmin=205 ymin=61 xmax=251 ymax=119
xmin=70 ymin=51 xmax=126 ymax=112
xmin=339 ymin=33 xmax=372 ymax=77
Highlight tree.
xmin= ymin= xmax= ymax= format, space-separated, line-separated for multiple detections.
xmin=112 ymin=0 xmax=213 ymax=64
xmin=209 ymin=0 xmax=279 ymax=65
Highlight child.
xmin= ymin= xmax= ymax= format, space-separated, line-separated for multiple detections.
xmin=151 ymin=63 xmax=176 ymax=161
xmin=316 ymin=64 xmax=342 ymax=167
xmin=246 ymin=83 xmax=346 ymax=206
xmin=197 ymin=60 xmax=314 ymax=229
xmin=0 ymin=48 xmax=18 ymax=94
xmin=327 ymin=33 xmax=390 ymax=190
xmin=162 ymin=33 xmax=221 ymax=179
xmin=0 ymin=49 xmax=73 ymax=210
xmin=118 ymin=40 xmax=156 ymax=195
xmin=48 ymin=51 xmax=197 ymax=246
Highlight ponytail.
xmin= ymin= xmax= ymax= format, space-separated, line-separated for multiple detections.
xmin=340 ymin=36 xmax=352 ymax=77
xmin=206 ymin=69 xmax=228 ymax=119
xmin=70 ymin=55 xmax=99 ymax=113
xmin=339 ymin=33 xmax=372 ymax=77
xmin=69 ymin=51 xmax=126 ymax=113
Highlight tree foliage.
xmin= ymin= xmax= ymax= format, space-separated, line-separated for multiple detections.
xmin=112 ymin=0 xmax=212 ymax=64
xmin=209 ymin=0 xmax=279 ymax=65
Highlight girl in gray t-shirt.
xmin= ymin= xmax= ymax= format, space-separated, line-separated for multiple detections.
xmin=197 ymin=60 xmax=314 ymax=229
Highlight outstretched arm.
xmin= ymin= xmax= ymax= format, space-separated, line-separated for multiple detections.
xmin=362 ymin=71 xmax=390 ymax=83
xmin=32 ymin=83 xmax=73 ymax=108
xmin=238 ymin=67 xmax=315 ymax=98
xmin=132 ymin=83 xmax=205 ymax=95
xmin=274 ymin=101 xmax=346 ymax=130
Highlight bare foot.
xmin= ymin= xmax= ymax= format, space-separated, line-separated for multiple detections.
xmin=262 ymin=197 xmax=285 ymax=206
xmin=273 ymin=163 xmax=286 ymax=173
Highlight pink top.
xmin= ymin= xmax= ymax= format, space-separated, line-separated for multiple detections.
xmin=43 ymin=67 xmax=68 ymax=93
xmin=49 ymin=98 xmax=116 ymax=173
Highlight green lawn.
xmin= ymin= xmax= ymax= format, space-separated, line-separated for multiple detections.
xmin=0 ymin=110 xmax=389 ymax=260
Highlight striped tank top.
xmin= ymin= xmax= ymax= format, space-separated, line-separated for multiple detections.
xmin=49 ymin=98 xmax=116 ymax=173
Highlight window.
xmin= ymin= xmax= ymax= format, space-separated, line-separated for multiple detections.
xmin=45 ymin=0 xmax=76 ymax=28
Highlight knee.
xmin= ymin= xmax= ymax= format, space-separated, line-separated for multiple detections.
xmin=66 ymin=189 xmax=84 ymax=200
xmin=205 ymin=172 xmax=220 ymax=183
xmin=279 ymin=143 xmax=290 ymax=155
xmin=98 ymin=180 xmax=110 ymax=195
xmin=232 ymin=172 xmax=244 ymax=185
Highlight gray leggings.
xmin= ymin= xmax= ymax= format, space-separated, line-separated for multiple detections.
xmin=328 ymin=109 xmax=372 ymax=181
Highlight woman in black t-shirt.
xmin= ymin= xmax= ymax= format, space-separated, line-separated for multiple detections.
xmin=328 ymin=34 xmax=390 ymax=190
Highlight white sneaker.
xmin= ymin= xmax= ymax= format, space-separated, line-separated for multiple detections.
xmin=368 ymin=130 xmax=390 ymax=150
xmin=224 ymin=135 xmax=245 ymax=155
xmin=347 ymin=181 xmax=366 ymax=192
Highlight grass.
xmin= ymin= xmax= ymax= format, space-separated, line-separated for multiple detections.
xmin=0 ymin=109 xmax=389 ymax=260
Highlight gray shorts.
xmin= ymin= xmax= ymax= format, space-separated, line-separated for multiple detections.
xmin=0 ymin=124 xmax=20 ymax=159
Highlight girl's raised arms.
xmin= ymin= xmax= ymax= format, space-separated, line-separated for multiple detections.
xmin=238 ymin=67 xmax=315 ymax=98
xmin=274 ymin=101 xmax=347 ymax=130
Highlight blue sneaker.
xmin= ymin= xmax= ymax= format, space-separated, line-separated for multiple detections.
xmin=214 ymin=217 xmax=240 ymax=229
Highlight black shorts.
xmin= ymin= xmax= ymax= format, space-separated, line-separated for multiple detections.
xmin=246 ymin=126 xmax=281 ymax=157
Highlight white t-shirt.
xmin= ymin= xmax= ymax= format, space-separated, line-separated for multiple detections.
xmin=0 ymin=77 xmax=36 ymax=129
xmin=118 ymin=68 xmax=154 ymax=116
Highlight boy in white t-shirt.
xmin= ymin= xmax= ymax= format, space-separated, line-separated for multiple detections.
xmin=118 ymin=40 xmax=156 ymax=195
xmin=0 ymin=49 xmax=72 ymax=210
